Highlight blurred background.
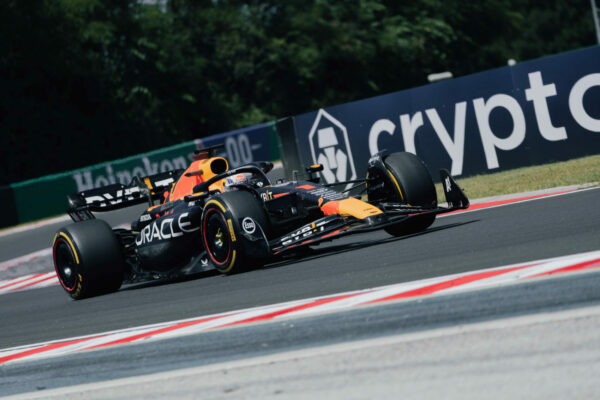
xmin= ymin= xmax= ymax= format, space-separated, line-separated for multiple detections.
xmin=0 ymin=0 xmax=596 ymax=185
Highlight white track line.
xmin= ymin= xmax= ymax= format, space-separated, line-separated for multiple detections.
xmin=7 ymin=303 xmax=600 ymax=400
xmin=439 ymin=186 xmax=598 ymax=217
xmin=1 ymin=249 xmax=599 ymax=365
xmin=443 ymin=250 xmax=600 ymax=293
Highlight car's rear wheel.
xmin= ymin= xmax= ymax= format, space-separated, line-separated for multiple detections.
xmin=201 ymin=190 xmax=271 ymax=274
xmin=53 ymin=219 xmax=124 ymax=299
xmin=377 ymin=152 xmax=437 ymax=236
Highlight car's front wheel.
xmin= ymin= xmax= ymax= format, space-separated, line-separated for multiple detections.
xmin=201 ymin=190 xmax=271 ymax=274
xmin=369 ymin=152 xmax=437 ymax=236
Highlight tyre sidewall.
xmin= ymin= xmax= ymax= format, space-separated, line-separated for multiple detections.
xmin=201 ymin=199 xmax=240 ymax=273
xmin=53 ymin=220 xmax=124 ymax=299
xmin=381 ymin=152 xmax=437 ymax=235
xmin=383 ymin=152 xmax=437 ymax=208
xmin=201 ymin=191 xmax=270 ymax=274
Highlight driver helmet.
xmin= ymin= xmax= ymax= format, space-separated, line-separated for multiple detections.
xmin=223 ymin=173 xmax=249 ymax=190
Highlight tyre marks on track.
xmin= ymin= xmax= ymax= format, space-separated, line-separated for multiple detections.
xmin=1 ymin=249 xmax=599 ymax=365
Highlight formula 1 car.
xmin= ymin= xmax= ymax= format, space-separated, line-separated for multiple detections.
xmin=53 ymin=144 xmax=469 ymax=299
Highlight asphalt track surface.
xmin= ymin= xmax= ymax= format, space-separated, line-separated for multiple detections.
xmin=2 ymin=271 xmax=600 ymax=398
xmin=1 ymin=187 xmax=599 ymax=397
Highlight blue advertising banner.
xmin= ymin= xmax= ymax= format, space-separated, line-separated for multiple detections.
xmin=293 ymin=46 xmax=600 ymax=184
xmin=197 ymin=121 xmax=279 ymax=168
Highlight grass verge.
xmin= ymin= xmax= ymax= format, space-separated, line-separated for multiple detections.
xmin=435 ymin=154 xmax=600 ymax=203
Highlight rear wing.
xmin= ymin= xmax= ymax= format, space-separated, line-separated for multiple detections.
xmin=67 ymin=169 xmax=183 ymax=222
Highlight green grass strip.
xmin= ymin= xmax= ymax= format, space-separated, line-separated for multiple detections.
xmin=436 ymin=154 xmax=600 ymax=202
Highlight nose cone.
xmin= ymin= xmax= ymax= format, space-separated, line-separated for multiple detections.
xmin=365 ymin=214 xmax=388 ymax=226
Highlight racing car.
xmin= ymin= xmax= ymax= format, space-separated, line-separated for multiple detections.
xmin=53 ymin=144 xmax=469 ymax=299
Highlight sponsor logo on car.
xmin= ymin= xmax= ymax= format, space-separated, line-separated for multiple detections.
xmin=242 ymin=217 xmax=256 ymax=234
xmin=260 ymin=190 xmax=272 ymax=202
xmin=135 ymin=212 xmax=199 ymax=245
xmin=139 ymin=214 xmax=152 ymax=222
xmin=280 ymin=220 xmax=329 ymax=246
xmin=84 ymin=187 xmax=142 ymax=207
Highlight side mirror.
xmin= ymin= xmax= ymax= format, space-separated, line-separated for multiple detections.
xmin=306 ymin=164 xmax=324 ymax=173
xmin=259 ymin=161 xmax=274 ymax=174
xmin=305 ymin=164 xmax=323 ymax=183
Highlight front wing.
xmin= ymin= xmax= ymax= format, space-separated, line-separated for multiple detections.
xmin=270 ymin=205 xmax=456 ymax=254
xmin=269 ymin=169 xmax=469 ymax=255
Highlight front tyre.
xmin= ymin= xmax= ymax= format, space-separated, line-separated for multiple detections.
xmin=379 ymin=152 xmax=437 ymax=236
xmin=53 ymin=219 xmax=124 ymax=299
xmin=201 ymin=191 xmax=271 ymax=274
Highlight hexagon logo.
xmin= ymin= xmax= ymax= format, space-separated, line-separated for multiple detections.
xmin=308 ymin=109 xmax=357 ymax=190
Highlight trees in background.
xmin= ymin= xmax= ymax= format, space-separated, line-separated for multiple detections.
xmin=0 ymin=0 xmax=595 ymax=184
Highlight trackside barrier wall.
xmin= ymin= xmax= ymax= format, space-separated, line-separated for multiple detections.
xmin=291 ymin=46 xmax=600 ymax=187
xmin=6 ymin=47 xmax=599 ymax=229
xmin=9 ymin=141 xmax=199 ymax=227
xmin=5 ymin=122 xmax=279 ymax=228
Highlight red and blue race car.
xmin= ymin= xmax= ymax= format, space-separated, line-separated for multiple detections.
xmin=53 ymin=144 xmax=469 ymax=299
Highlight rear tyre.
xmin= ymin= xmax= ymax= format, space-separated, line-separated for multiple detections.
xmin=201 ymin=190 xmax=271 ymax=274
xmin=380 ymin=152 xmax=437 ymax=236
xmin=53 ymin=219 xmax=124 ymax=300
